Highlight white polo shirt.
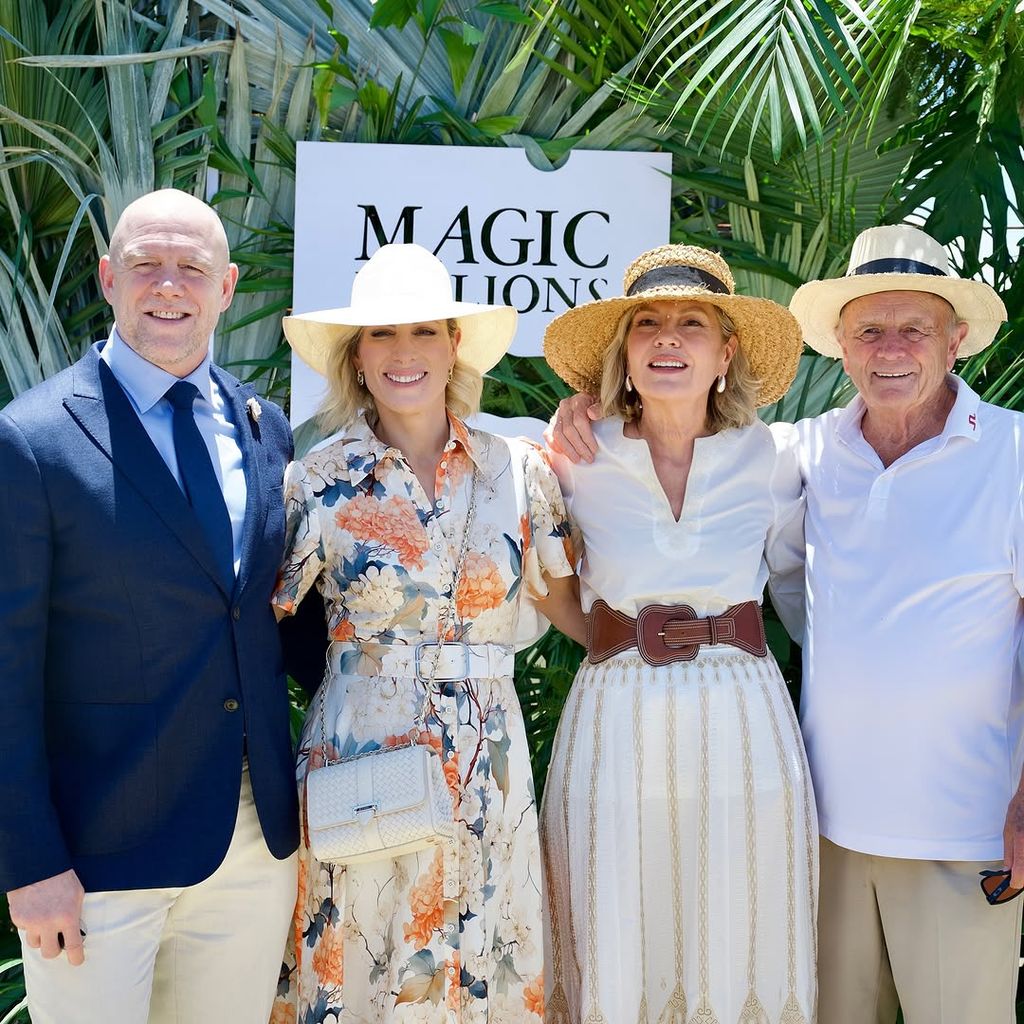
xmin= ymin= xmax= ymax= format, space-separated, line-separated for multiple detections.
xmin=793 ymin=375 xmax=1024 ymax=861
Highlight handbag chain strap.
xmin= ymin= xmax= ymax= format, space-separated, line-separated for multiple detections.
xmin=318 ymin=464 xmax=480 ymax=766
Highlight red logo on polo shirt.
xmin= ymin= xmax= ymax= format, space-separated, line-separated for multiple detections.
xmin=968 ymin=413 xmax=977 ymax=430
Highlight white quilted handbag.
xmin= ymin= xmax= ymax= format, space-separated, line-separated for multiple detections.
xmin=306 ymin=742 xmax=454 ymax=865
xmin=304 ymin=468 xmax=478 ymax=867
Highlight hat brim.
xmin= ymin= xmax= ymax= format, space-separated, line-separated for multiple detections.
xmin=790 ymin=274 xmax=1007 ymax=358
xmin=283 ymin=300 xmax=517 ymax=376
xmin=543 ymin=285 xmax=804 ymax=407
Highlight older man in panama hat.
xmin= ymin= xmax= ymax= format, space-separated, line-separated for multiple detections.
xmin=788 ymin=225 xmax=1020 ymax=1024
xmin=550 ymin=224 xmax=1022 ymax=1023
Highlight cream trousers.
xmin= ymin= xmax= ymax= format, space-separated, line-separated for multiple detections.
xmin=21 ymin=765 xmax=297 ymax=1024
xmin=818 ymin=836 xmax=1022 ymax=1024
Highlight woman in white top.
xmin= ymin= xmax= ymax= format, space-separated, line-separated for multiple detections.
xmin=540 ymin=244 xmax=817 ymax=1023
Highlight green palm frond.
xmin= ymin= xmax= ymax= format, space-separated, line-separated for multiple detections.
xmin=0 ymin=0 xmax=217 ymax=395
xmin=0 ymin=0 xmax=108 ymax=382
xmin=959 ymin=323 xmax=1024 ymax=412
xmin=196 ymin=0 xmax=458 ymax=113
xmin=0 ymin=226 xmax=79 ymax=392
xmin=211 ymin=33 xmax=318 ymax=378
xmin=0 ymin=956 xmax=26 ymax=1019
xmin=628 ymin=0 xmax=878 ymax=159
xmin=889 ymin=12 xmax=1023 ymax=294
xmin=516 ymin=629 xmax=584 ymax=798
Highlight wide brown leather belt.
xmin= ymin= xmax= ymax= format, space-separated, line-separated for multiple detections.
xmin=586 ymin=599 xmax=767 ymax=666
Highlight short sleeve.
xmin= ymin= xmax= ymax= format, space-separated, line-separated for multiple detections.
xmin=271 ymin=459 xmax=326 ymax=615
xmin=765 ymin=422 xmax=807 ymax=643
xmin=520 ymin=443 xmax=576 ymax=601
xmin=544 ymin=443 xmax=585 ymax=566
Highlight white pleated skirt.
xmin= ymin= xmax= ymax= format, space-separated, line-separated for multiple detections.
xmin=541 ymin=649 xmax=818 ymax=1024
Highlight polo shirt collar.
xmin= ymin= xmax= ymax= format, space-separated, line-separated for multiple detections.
xmin=102 ymin=327 xmax=214 ymax=413
xmin=836 ymin=373 xmax=982 ymax=456
xmin=938 ymin=374 xmax=982 ymax=443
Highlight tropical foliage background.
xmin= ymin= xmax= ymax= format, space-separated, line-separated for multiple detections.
xmin=0 ymin=0 xmax=1021 ymax=1018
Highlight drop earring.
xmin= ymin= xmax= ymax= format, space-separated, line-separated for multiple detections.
xmin=357 ymin=369 xmax=365 ymax=387
xmin=447 ymin=366 xmax=454 ymax=383
xmin=625 ymin=374 xmax=634 ymax=393
xmin=716 ymin=374 xmax=727 ymax=394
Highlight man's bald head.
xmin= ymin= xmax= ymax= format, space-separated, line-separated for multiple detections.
xmin=108 ymin=189 xmax=230 ymax=271
xmin=99 ymin=189 xmax=238 ymax=377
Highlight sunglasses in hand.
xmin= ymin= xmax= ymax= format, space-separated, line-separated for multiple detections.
xmin=979 ymin=869 xmax=1024 ymax=906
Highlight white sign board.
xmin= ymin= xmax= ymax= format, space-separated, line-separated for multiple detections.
xmin=290 ymin=141 xmax=672 ymax=425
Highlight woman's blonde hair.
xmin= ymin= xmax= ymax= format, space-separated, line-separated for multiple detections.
xmin=598 ymin=303 xmax=758 ymax=432
xmin=316 ymin=318 xmax=483 ymax=433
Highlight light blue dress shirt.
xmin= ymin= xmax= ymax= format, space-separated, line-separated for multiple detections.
xmin=100 ymin=329 xmax=248 ymax=576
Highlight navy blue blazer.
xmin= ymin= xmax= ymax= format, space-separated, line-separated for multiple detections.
xmin=0 ymin=343 xmax=299 ymax=893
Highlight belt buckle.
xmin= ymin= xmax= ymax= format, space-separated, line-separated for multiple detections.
xmin=415 ymin=641 xmax=471 ymax=682
xmin=636 ymin=604 xmax=700 ymax=666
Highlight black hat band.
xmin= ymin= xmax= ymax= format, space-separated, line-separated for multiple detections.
xmin=627 ymin=264 xmax=729 ymax=297
xmin=852 ymin=258 xmax=946 ymax=277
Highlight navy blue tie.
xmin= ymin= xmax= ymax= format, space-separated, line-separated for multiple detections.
xmin=165 ymin=381 xmax=235 ymax=588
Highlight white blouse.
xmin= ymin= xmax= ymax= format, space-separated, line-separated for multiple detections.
xmin=550 ymin=417 xmax=805 ymax=634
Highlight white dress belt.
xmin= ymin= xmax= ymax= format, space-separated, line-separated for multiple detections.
xmin=328 ymin=641 xmax=514 ymax=682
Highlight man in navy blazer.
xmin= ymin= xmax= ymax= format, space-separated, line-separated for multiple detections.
xmin=0 ymin=190 xmax=299 ymax=1022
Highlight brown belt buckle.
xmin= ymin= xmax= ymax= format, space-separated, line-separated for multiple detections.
xmin=636 ymin=604 xmax=702 ymax=666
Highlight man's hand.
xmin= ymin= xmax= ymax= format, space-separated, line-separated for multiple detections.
xmin=8 ymin=869 xmax=86 ymax=965
xmin=545 ymin=393 xmax=601 ymax=463
xmin=1003 ymin=788 xmax=1024 ymax=889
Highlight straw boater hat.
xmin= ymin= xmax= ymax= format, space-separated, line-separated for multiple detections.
xmin=283 ymin=243 xmax=517 ymax=375
xmin=790 ymin=224 xmax=1007 ymax=358
xmin=543 ymin=244 xmax=803 ymax=407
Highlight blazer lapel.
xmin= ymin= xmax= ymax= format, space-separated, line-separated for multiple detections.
xmin=214 ymin=366 xmax=268 ymax=597
xmin=63 ymin=347 xmax=232 ymax=597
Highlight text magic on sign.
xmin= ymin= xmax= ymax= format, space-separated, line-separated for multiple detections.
xmin=357 ymin=204 xmax=611 ymax=314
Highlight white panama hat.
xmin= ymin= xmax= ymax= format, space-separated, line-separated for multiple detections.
xmin=283 ymin=243 xmax=517 ymax=375
xmin=790 ymin=225 xmax=1006 ymax=358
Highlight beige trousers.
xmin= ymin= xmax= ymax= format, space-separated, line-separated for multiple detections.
xmin=21 ymin=766 xmax=297 ymax=1024
xmin=818 ymin=836 xmax=1022 ymax=1024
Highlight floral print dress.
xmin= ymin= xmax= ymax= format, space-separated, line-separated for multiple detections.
xmin=270 ymin=412 xmax=574 ymax=1024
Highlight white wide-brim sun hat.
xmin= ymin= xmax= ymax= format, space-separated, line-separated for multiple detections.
xmin=283 ymin=243 xmax=517 ymax=376
xmin=790 ymin=225 xmax=1007 ymax=358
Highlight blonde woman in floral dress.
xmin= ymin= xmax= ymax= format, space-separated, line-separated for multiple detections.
xmin=270 ymin=244 xmax=584 ymax=1024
